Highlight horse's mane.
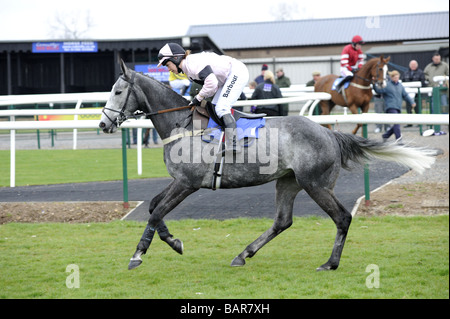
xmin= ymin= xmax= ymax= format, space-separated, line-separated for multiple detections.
xmin=364 ymin=57 xmax=380 ymax=67
xmin=134 ymin=70 xmax=189 ymax=105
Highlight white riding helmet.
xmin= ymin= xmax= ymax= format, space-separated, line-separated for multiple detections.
xmin=157 ymin=43 xmax=186 ymax=68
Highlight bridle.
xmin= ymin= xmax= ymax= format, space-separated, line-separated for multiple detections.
xmin=102 ymin=72 xmax=137 ymax=127
xmin=102 ymin=72 xmax=192 ymax=128
xmin=353 ymin=60 xmax=385 ymax=87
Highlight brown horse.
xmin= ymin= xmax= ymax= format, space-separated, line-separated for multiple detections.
xmin=314 ymin=55 xmax=390 ymax=134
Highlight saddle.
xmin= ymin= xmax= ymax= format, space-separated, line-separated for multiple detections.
xmin=193 ymin=100 xmax=266 ymax=133
xmin=332 ymin=77 xmax=351 ymax=92
xmin=192 ymin=101 xmax=266 ymax=191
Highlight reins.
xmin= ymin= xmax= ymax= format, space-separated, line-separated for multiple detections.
xmin=143 ymin=104 xmax=193 ymax=117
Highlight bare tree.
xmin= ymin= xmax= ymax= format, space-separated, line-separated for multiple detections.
xmin=48 ymin=10 xmax=95 ymax=39
xmin=270 ymin=2 xmax=313 ymax=21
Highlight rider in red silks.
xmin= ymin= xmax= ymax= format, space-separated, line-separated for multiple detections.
xmin=336 ymin=35 xmax=365 ymax=93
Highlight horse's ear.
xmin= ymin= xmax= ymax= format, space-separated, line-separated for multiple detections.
xmin=379 ymin=54 xmax=384 ymax=60
xmin=385 ymin=56 xmax=391 ymax=63
xmin=119 ymin=58 xmax=131 ymax=79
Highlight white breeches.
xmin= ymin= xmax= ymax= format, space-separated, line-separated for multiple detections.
xmin=212 ymin=59 xmax=249 ymax=118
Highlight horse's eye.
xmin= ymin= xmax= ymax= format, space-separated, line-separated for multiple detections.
xmin=115 ymin=90 xmax=122 ymax=95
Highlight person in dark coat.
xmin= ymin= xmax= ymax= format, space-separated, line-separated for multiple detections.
xmin=254 ymin=64 xmax=269 ymax=84
xmin=401 ymin=60 xmax=426 ymax=123
xmin=374 ymin=70 xmax=416 ymax=144
xmin=251 ymin=70 xmax=284 ymax=116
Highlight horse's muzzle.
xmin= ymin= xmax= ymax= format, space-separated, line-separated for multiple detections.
xmin=99 ymin=121 xmax=116 ymax=134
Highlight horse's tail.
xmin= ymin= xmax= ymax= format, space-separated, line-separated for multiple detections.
xmin=332 ymin=131 xmax=436 ymax=174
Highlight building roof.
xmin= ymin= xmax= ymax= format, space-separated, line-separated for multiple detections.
xmin=187 ymin=11 xmax=449 ymax=50
xmin=0 ymin=35 xmax=224 ymax=55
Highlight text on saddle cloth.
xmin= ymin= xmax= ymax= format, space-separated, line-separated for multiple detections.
xmin=201 ymin=116 xmax=266 ymax=146
xmin=331 ymin=78 xmax=351 ymax=91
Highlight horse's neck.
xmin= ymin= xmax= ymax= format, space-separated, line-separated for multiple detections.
xmin=353 ymin=60 xmax=376 ymax=84
xmin=139 ymin=76 xmax=191 ymax=139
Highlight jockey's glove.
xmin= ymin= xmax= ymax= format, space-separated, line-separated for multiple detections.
xmin=189 ymin=96 xmax=201 ymax=107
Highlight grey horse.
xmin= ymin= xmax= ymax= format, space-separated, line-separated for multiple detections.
xmin=100 ymin=60 xmax=435 ymax=271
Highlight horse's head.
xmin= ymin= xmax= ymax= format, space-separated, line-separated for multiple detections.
xmin=99 ymin=59 xmax=142 ymax=133
xmin=370 ymin=55 xmax=390 ymax=88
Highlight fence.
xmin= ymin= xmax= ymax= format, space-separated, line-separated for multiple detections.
xmin=0 ymin=93 xmax=331 ymax=189
xmin=1 ymin=88 xmax=448 ymax=208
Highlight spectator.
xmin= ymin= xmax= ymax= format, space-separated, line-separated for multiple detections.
xmin=402 ymin=60 xmax=426 ymax=86
xmin=248 ymin=81 xmax=257 ymax=90
xmin=401 ymin=60 xmax=426 ymax=126
xmin=169 ymin=71 xmax=190 ymax=95
xmin=306 ymin=71 xmax=321 ymax=87
xmin=373 ymin=70 xmax=416 ymax=144
xmin=251 ymin=70 xmax=284 ymax=116
xmin=275 ymin=68 xmax=291 ymax=88
xmin=254 ymin=64 xmax=269 ymax=84
xmin=307 ymin=71 xmax=323 ymax=115
xmin=424 ymin=52 xmax=449 ymax=113
xmin=275 ymin=68 xmax=291 ymax=115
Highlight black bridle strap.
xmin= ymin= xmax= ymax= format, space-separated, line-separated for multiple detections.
xmin=353 ymin=61 xmax=382 ymax=84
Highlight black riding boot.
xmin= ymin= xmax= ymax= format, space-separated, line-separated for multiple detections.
xmin=222 ymin=113 xmax=241 ymax=153
xmin=337 ymin=75 xmax=353 ymax=94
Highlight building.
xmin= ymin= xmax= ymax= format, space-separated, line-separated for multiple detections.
xmin=187 ymin=11 xmax=449 ymax=84
xmin=0 ymin=36 xmax=222 ymax=95
xmin=1 ymin=11 xmax=448 ymax=96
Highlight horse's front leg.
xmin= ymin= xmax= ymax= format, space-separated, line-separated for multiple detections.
xmin=148 ymin=180 xmax=183 ymax=255
xmin=129 ymin=180 xmax=198 ymax=270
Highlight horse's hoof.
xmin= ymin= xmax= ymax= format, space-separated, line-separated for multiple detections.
xmin=172 ymin=239 xmax=184 ymax=255
xmin=316 ymin=263 xmax=338 ymax=271
xmin=128 ymin=257 xmax=143 ymax=270
xmin=230 ymin=256 xmax=245 ymax=267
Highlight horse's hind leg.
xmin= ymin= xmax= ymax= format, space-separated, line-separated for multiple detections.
xmin=231 ymin=175 xmax=301 ymax=266
xmin=305 ymin=186 xmax=352 ymax=271
xmin=352 ymin=123 xmax=362 ymax=135
xmin=320 ymin=100 xmax=334 ymax=130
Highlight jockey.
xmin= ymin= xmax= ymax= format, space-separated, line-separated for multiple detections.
xmin=336 ymin=35 xmax=365 ymax=93
xmin=157 ymin=43 xmax=249 ymax=153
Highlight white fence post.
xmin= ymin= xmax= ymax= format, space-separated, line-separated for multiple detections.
xmin=10 ymin=115 xmax=15 ymax=187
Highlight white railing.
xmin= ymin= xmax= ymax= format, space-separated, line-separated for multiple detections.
xmin=0 ymin=93 xmax=332 ymax=187
xmin=0 ymin=92 xmax=110 ymax=105
xmin=2 ymin=89 xmax=448 ymax=187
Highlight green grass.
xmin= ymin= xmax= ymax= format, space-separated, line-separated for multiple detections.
xmin=0 ymin=148 xmax=170 ymax=187
xmin=0 ymin=215 xmax=448 ymax=299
